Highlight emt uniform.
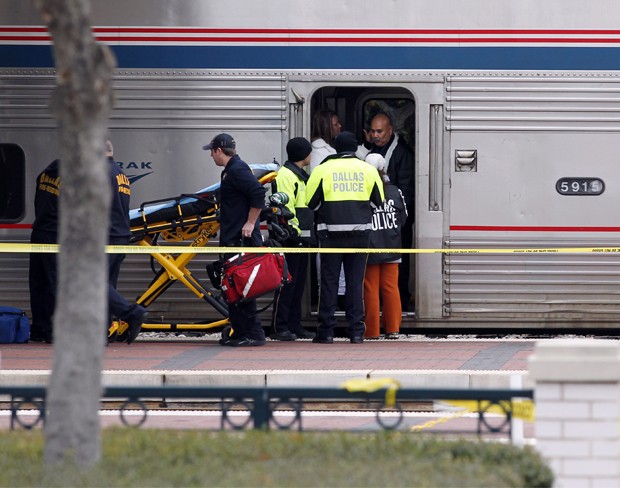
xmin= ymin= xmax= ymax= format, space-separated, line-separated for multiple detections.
xmin=29 ymin=159 xmax=60 ymax=342
xmin=219 ymin=154 xmax=267 ymax=342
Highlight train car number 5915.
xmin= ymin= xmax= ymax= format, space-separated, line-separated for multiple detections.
xmin=556 ymin=177 xmax=605 ymax=196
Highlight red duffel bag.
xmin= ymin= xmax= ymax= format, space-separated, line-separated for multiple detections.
xmin=221 ymin=252 xmax=291 ymax=305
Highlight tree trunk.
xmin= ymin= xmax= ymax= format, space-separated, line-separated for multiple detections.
xmin=37 ymin=0 xmax=116 ymax=467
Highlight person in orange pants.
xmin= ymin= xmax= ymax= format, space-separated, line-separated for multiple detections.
xmin=364 ymin=263 xmax=402 ymax=338
xmin=363 ymin=154 xmax=408 ymax=339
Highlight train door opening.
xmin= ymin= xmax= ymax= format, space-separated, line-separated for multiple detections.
xmin=306 ymin=86 xmax=416 ymax=320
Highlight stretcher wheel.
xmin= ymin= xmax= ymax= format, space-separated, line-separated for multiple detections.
xmin=108 ymin=321 xmax=119 ymax=343
xmin=221 ymin=325 xmax=232 ymax=340
xmin=116 ymin=320 xmax=130 ymax=342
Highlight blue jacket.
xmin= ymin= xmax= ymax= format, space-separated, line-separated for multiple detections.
xmin=108 ymin=157 xmax=132 ymax=244
xmin=219 ymin=155 xmax=266 ymax=246
xmin=32 ymin=159 xmax=60 ymax=237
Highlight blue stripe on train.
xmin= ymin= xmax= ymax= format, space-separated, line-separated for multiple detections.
xmin=3 ymin=45 xmax=620 ymax=70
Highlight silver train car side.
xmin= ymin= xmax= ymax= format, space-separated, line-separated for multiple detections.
xmin=2 ymin=0 xmax=620 ymax=330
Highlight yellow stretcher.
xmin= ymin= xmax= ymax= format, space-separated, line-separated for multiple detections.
xmin=108 ymin=164 xmax=281 ymax=341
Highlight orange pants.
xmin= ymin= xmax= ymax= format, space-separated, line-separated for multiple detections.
xmin=363 ymin=263 xmax=401 ymax=338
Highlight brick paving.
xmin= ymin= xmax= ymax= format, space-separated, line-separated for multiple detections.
xmin=0 ymin=338 xmax=535 ymax=372
xmin=0 ymin=338 xmax=537 ymax=434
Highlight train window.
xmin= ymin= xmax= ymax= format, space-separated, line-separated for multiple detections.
xmin=0 ymin=143 xmax=26 ymax=222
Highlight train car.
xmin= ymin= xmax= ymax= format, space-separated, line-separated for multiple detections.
xmin=2 ymin=0 xmax=620 ymax=330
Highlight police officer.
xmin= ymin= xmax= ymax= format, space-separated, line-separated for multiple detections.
xmin=106 ymin=140 xmax=148 ymax=344
xmin=306 ymin=131 xmax=384 ymax=343
xmin=363 ymin=154 xmax=408 ymax=340
xmin=270 ymin=137 xmax=316 ymax=341
xmin=356 ymin=113 xmax=415 ymax=311
xmin=29 ymin=159 xmax=60 ymax=343
xmin=204 ymin=133 xmax=267 ymax=347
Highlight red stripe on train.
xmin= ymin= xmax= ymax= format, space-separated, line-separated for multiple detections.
xmin=0 ymin=224 xmax=31 ymax=229
xmin=6 ymin=36 xmax=620 ymax=44
xmin=451 ymin=225 xmax=620 ymax=232
xmin=4 ymin=224 xmax=620 ymax=232
xmin=5 ymin=27 xmax=620 ymax=44
xmin=4 ymin=27 xmax=620 ymax=34
xmin=5 ymin=27 xmax=620 ymax=35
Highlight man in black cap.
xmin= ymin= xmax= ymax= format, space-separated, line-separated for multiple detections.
xmin=204 ymin=133 xmax=267 ymax=347
xmin=269 ymin=137 xmax=315 ymax=341
xmin=305 ymin=131 xmax=384 ymax=343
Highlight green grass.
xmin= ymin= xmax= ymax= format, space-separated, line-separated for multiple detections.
xmin=0 ymin=429 xmax=553 ymax=487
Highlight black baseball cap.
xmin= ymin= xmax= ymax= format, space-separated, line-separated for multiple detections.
xmin=202 ymin=133 xmax=236 ymax=150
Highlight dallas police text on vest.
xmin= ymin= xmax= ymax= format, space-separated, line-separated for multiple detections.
xmin=371 ymin=199 xmax=398 ymax=231
xmin=332 ymin=171 xmax=365 ymax=193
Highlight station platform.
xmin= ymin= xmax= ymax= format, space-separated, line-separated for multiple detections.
xmin=0 ymin=335 xmax=535 ymax=389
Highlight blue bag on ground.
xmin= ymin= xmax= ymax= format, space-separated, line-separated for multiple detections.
xmin=0 ymin=306 xmax=30 ymax=343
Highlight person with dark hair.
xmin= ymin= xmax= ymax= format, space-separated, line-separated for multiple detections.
xmin=310 ymin=110 xmax=342 ymax=171
xmin=306 ymin=131 xmax=384 ymax=344
xmin=356 ymin=112 xmax=415 ymax=311
xmin=204 ymin=133 xmax=267 ymax=347
xmin=310 ymin=110 xmax=346 ymax=302
xmin=269 ymin=137 xmax=316 ymax=341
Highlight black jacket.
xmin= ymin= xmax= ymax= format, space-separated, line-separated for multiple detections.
xmin=219 ymin=155 xmax=266 ymax=246
xmin=108 ymin=157 xmax=132 ymax=244
xmin=32 ymin=159 xmax=61 ymax=237
xmin=367 ymin=182 xmax=408 ymax=265
xmin=369 ymin=135 xmax=414 ymax=212
xmin=32 ymin=157 xmax=132 ymax=244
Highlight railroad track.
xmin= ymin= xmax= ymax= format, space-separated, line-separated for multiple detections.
xmin=1 ymin=403 xmax=531 ymax=442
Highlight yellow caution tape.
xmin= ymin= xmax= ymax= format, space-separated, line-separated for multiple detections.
xmin=341 ymin=377 xmax=401 ymax=408
xmin=441 ymin=399 xmax=535 ymax=422
xmin=410 ymin=409 xmax=472 ymax=432
xmin=3 ymin=242 xmax=620 ymax=255
xmin=410 ymin=399 xmax=534 ymax=432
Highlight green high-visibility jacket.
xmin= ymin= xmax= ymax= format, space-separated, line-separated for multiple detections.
xmin=306 ymin=154 xmax=384 ymax=239
xmin=273 ymin=161 xmax=315 ymax=245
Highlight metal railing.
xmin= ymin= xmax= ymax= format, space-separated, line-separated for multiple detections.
xmin=0 ymin=385 xmax=534 ymax=439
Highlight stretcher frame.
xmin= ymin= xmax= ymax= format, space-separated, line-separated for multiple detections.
xmin=108 ymin=169 xmax=278 ymax=340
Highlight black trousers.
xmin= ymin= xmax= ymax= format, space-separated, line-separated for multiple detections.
xmin=317 ymin=236 xmax=368 ymax=339
xmin=228 ymin=299 xmax=265 ymax=340
xmin=29 ymin=231 xmax=57 ymax=339
xmin=108 ymin=252 xmax=141 ymax=323
xmin=271 ymin=252 xmax=308 ymax=334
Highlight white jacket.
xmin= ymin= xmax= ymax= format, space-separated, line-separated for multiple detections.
xmin=311 ymin=138 xmax=345 ymax=294
xmin=310 ymin=138 xmax=336 ymax=171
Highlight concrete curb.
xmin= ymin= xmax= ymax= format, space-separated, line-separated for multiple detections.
xmin=0 ymin=369 xmax=531 ymax=389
